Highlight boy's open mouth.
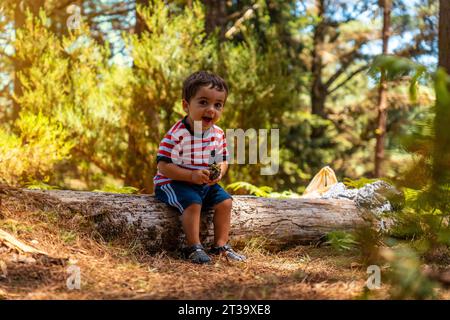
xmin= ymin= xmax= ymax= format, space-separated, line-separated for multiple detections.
xmin=202 ymin=116 xmax=213 ymax=124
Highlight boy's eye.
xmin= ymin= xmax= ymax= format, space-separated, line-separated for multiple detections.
xmin=199 ymin=100 xmax=207 ymax=105
xmin=215 ymin=103 xmax=223 ymax=109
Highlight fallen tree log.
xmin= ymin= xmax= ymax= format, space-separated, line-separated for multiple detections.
xmin=1 ymin=188 xmax=368 ymax=252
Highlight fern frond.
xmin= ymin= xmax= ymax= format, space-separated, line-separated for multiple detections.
xmin=225 ymin=181 xmax=272 ymax=197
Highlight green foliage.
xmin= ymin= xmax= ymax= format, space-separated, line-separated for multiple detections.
xmin=267 ymin=190 xmax=301 ymax=199
xmin=0 ymin=112 xmax=74 ymax=186
xmin=392 ymin=67 xmax=450 ymax=248
xmin=14 ymin=11 xmax=69 ymax=116
xmin=225 ymin=181 xmax=272 ymax=197
xmin=25 ymin=179 xmax=60 ymax=190
xmin=122 ymin=0 xmax=218 ymax=190
xmin=242 ymin=236 xmax=271 ymax=255
xmin=343 ymin=177 xmax=379 ymax=189
xmin=7 ymin=10 xmax=128 ymax=190
xmin=0 ymin=219 xmax=34 ymax=235
xmin=369 ymin=55 xmax=427 ymax=102
xmin=128 ymin=0 xmax=216 ymax=129
xmin=389 ymin=210 xmax=425 ymax=240
xmin=0 ymin=1 xmax=439 ymax=198
xmin=60 ymin=230 xmax=77 ymax=244
xmin=324 ymin=231 xmax=358 ymax=251
xmin=356 ymin=57 xmax=450 ymax=299
xmin=436 ymin=229 xmax=450 ymax=247
xmin=383 ymin=247 xmax=439 ymax=299
xmin=225 ymin=181 xmax=301 ymax=199
xmin=431 ymin=68 xmax=450 ymax=211
xmin=93 ymin=185 xmax=139 ymax=194
xmin=282 ymin=111 xmax=341 ymax=186
xmin=216 ymin=1 xmax=303 ymax=188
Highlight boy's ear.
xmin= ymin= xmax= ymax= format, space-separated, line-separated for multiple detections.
xmin=182 ymin=99 xmax=189 ymax=112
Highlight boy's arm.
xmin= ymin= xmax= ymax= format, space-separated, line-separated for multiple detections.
xmin=220 ymin=161 xmax=228 ymax=176
xmin=157 ymin=161 xmax=210 ymax=184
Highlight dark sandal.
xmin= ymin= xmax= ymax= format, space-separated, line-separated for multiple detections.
xmin=210 ymin=244 xmax=246 ymax=261
xmin=185 ymin=244 xmax=211 ymax=264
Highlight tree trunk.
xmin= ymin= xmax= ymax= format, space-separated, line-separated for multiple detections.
xmin=135 ymin=0 xmax=149 ymax=35
xmin=310 ymin=0 xmax=327 ymax=120
xmin=439 ymin=0 xmax=450 ymax=73
xmin=204 ymin=0 xmax=228 ymax=40
xmin=433 ymin=0 xmax=450 ymax=189
xmin=374 ymin=0 xmax=391 ymax=178
xmin=1 ymin=188 xmax=367 ymax=253
xmin=309 ymin=0 xmax=330 ymax=142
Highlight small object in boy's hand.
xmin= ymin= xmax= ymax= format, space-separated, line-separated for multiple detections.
xmin=209 ymin=163 xmax=221 ymax=181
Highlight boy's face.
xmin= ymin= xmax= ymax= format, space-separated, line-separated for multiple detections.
xmin=183 ymin=85 xmax=226 ymax=131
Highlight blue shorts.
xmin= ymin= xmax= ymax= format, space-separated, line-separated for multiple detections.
xmin=154 ymin=181 xmax=232 ymax=214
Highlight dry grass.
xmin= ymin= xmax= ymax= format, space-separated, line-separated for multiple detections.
xmin=0 ymin=195 xmax=448 ymax=300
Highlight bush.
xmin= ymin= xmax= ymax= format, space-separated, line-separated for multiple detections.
xmin=0 ymin=112 xmax=74 ymax=186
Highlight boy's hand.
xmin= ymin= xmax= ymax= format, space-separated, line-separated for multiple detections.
xmin=207 ymin=174 xmax=222 ymax=186
xmin=191 ymin=169 xmax=211 ymax=185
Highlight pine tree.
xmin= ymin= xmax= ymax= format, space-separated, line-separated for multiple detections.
xmin=374 ymin=0 xmax=392 ymax=177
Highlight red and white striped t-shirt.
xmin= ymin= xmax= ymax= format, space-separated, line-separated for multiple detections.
xmin=153 ymin=116 xmax=229 ymax=186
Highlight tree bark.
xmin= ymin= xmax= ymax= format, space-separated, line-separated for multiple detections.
xmin=310 ymin=0 xmax=327 ymax=120
xmin=433 ymin=0 xmax=450 ymax=190
xmin=439 ymin=0 xmax=450 ymax=73
xmin=135 ymin=0 xmax=149 ymax=36
xmin=1 ymin=188 xmax=367 ymax=252
xmin=374 ymin=0 xmax=391 ymax=178
xmin=204 ymin=0 xmax=228 ymax=40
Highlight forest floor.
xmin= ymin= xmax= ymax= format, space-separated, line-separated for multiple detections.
xmin=0 ymin=198 xmax=449 ymax=300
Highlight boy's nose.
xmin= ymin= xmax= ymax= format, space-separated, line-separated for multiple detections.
xmin=205 ymin=104 xmax=215 ymax=112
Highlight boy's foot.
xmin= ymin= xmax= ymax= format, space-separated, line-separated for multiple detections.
xmin=210 ymin=244 xmax=246 ymax=262
xmin=185 ymin=244 xmax=211 ymax=264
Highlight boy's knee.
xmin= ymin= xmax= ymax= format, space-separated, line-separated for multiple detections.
xmin=183 ymin=203 xmax=202 ymax=213
xmin=215 ymin=198 xmax=232 ymax=210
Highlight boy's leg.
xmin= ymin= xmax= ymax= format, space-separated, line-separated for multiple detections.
xmin=211 ymin=199 xmax=246 ymax=261
xmin=206 ymin=188 xmax=246 ymax=261
xmin=155 ymin=182 xmax=210 ymax=263
xmin=182 ymin=203 xmax=211 ymax=264
xmin=213 ymin=198 xmax=232 ymax=247
xmin=182 ymin=203 xmax=202 ymax=246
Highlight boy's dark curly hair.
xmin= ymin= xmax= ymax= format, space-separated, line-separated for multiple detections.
xmin=182 ymin=71 xmax=228 ymax=103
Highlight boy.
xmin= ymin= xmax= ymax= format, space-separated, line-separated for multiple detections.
xmin=153 ymin=71 xmax=246 ymax=264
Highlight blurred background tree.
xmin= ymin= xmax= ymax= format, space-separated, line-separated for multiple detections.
xmin=0 ymin=0 xmax=439 ymax=194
